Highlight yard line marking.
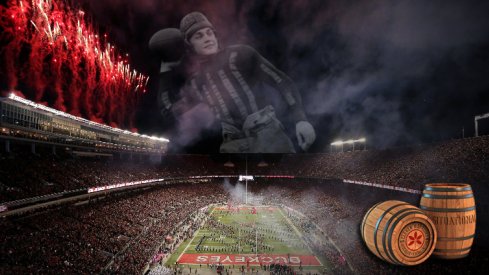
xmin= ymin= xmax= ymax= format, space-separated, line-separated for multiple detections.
xmin=277 ymin=207 xmax=315 ymax=255
xmin=277 ymin=207 xmax=326 ymax=269
xmin=280 ymin=205 xmax=355 ymax=273
xmin=177 ymin=206 xmax=216 ymax=262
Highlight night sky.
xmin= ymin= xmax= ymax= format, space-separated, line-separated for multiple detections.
xmin=3 ymin=0 xmax=489 ymax=153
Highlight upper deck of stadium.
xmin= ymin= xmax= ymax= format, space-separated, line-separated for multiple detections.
xmin=0 ymin=94 xmax=169 ymax=156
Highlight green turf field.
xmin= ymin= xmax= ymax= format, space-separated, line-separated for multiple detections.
xmin=166 ymin=205 xmax=325 ymax=269
xmin=187 ymin=206 xmax=309 ymax=254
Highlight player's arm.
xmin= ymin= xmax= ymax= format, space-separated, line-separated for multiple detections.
xmin=157 ymin=64 xmax=203 ymax=120
xmin=239 ymin=46 xmax=305 ymax=122
xmin=243 ymin=46 xmax=316 ymax=150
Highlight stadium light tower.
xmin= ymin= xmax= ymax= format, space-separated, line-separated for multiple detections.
xmin=330 ymin=140 xmax=344 ymax=152
xmin=475 ymin=112 xmax=489 ymax=137
xmin=330 ymin=138 xmax=366 ymax=152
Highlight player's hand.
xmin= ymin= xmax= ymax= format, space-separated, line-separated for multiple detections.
xmin=296 ymin=121 xmax=316 ymax=151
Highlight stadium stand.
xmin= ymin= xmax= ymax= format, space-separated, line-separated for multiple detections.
xmin=1 ymin=135 xmax=488 ymax=274
xmin=2 ymin=136 xmax=488 ymax=204
xmin=1 ymin=183 xmax=226 ymax=274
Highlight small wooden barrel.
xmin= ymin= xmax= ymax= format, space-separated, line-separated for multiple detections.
xmin=361 ymin=200 xmax=437 ymax=265
xmin=420 ymin=183 xmax=476 ymax=259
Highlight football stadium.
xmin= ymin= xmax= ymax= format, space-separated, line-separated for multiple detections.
xmin=1 ymin=94 xmax=488 ymax=274
xmin=1 ymin=1 xmax=489 ymax=275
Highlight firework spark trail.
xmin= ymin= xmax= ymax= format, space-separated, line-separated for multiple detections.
xmin=1 ymin=0 xmax=148 ymax=128
xmin=0 ymin=0 xmax=28 ymax=91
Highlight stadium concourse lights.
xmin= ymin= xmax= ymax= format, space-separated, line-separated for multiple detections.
xmin=330 ymin=138 xmax=366 ymax=152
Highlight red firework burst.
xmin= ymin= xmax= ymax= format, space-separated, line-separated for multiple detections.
xmin=0 ymin=0 xmax=149 ymax=128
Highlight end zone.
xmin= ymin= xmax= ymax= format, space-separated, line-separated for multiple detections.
xmin=178 ymin=253 xmax=322 ymax=266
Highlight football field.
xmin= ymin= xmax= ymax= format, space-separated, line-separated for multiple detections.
xmin=167 ymin=205 xmax=325 ymax=270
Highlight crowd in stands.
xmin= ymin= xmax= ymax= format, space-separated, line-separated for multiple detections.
xmin=0 ymin=183 xmax=227 ymax=274
xmin=1 ymin=178 xmax=487 ymax=274
xmin=1 ymin=136 xmax=488 ymax=274
xmin=0 ymin=152 xmax=226 ymax=203
xmin=261 ymin=135 xmax=489 ymax=190
xmin=2 ymin=136 xmax=488 ymax=205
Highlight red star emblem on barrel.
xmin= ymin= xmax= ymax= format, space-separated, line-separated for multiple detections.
xmin=407 ymin=230 xmax=424 ymax=251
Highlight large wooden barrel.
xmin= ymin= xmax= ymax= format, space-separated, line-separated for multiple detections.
xmin=361 ymin=200 xmax=437 ymax=265
xmin=420 ymin=183 xmax=476 ymax=259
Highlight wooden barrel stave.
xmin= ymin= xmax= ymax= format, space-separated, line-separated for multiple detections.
xmin=362 ymin=201 xmax=410 ymax=262
xmin=420 ymin=183 xmax=476 ymax=259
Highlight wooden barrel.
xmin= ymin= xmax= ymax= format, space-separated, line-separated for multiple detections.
xmin=420 ymin=183 xmax=476 ymax=259
xmin=361 ymin=200 xmax=437 ymax=265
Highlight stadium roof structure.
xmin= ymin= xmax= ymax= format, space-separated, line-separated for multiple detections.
xmin=0 ymin=94 xmax=170 ymax=154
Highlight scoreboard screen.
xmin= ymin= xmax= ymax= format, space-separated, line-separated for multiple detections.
xmin=238 ymin=175 xmax=254 ymax=181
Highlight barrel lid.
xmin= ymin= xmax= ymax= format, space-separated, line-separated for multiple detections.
xmin=389 ymin=213 xmax=437 ymax=265
xmin=424 ymin=183 xmax=472 ymax=192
